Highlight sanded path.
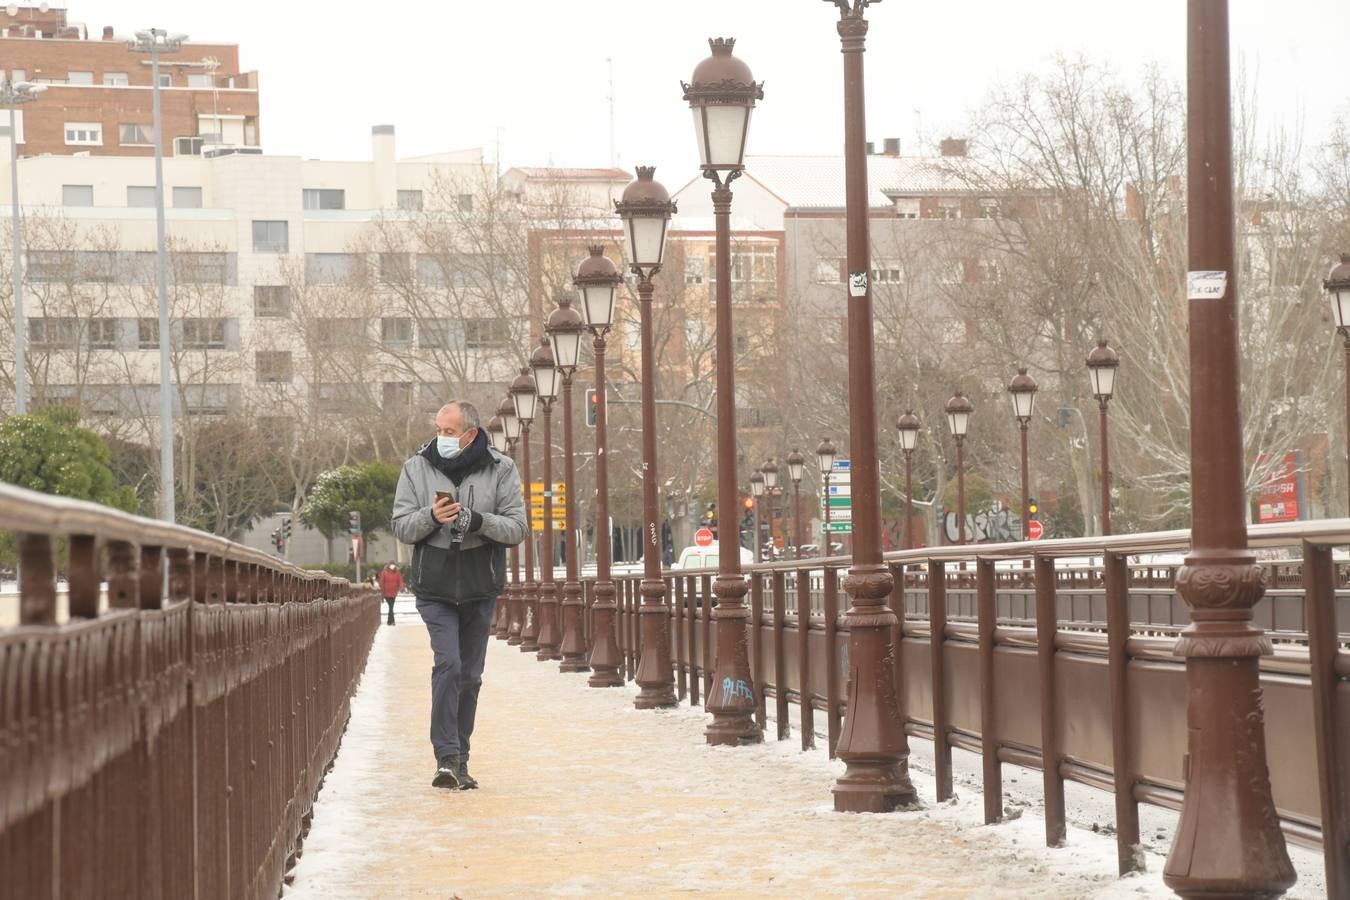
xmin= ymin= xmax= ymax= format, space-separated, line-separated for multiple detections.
xmin=284 ymin=599 xmax=1171 ymax=899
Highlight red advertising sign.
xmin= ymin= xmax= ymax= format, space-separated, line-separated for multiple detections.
xmin=1256 ymin=453 xmax=1299 ymax=523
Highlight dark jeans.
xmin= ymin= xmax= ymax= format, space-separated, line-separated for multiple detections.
xmin=415 ymin=595 xmax=496 ymax=761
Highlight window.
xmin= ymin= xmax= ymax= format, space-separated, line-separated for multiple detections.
xmin=252 ymin=220 xmax=288 ymax=253
xmin=183 ymin=384 xmax=232 ymax=416
xmin=302 ymin=188 xmax=346 ymax=211
xmin=158 ymin=74 xmax=171 ymax=88
xmin=978 ymin=197 xmax=999 ymax=219
xmin=379 ymin=252 xmax=411 ymax=283
xmin=381 ymin=317 xmax=412 ymax=346
xmin=815 ymin=257 xmax=844 ymax=284
xmin=383 ymin=382 xmax=414 ymax=410
xmin=464 ymin=318 xmax=509 ymax=349
xmin=127 ymin=185 xmax=157 ymax=208
xmin=103 ymin=72 xmax=129 ymax=87
xmin=416 ymin=254 xmax=447 ymax=287
xmin=253 ymin=285 xmax=292 ymax=317
xmin=457 ymin=194 xmax=474 ymax=213
xmin=936 ymin=199 xmax=962 ymax=220
xmin=119 ymin=123 xmax=154 ymax=145
xmin=28 ymin=317 xmax=77 ymax=349
xmin=397 ymin=190 xmax=423 ymax=212
xmin=938 ymin=260 xmax=966 ymax=286
xmin=418 ymin=318 xmax=454 ymax=350
xmin=187 ymin=73 xmax=213 ymax=88
xmin=62 ymin=184 xmax=94 ymax=206
xmin=977 ymin=259 xmax=1003 ymax=283
xmin=63 ymin=123 xmax=102 ymax=146
xmin=67 ymin=71 xmax=94 ymax=85
xmin=256 ymin=351 xmax=293 ymax=383
xmin=87 ymin=318 xmax=119 ymax=349
xmin=26 ymin=250 xmax=71 ymax=282
xmin=182 ymin=318 xmax=227 ymax=350
xmin=305 ymin=252 xmax=363 ymax=285
xmin=173 ymin=186 xmax=203 ymax=208
xmin=138 ymin=318 xmax=159 ymax=349
xmin=894 ymin=197 xmax=920 ymax=219
xmin=313 ymin=318 xmax=365 ymax=347
xmin=872 ymin=261 xmax=904 ymax=284
xmin=684 ymin=256 xmax=705 ymax=285
xmin=178 ymin=252 xmax=231 ymax=285
xmin=313 ymin=382 xmax=362 ymax=412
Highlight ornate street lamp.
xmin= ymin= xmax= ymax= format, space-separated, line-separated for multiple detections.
xmin=817 ymin=437 xmax=837 ymax=541
xmin=548 ymin=295 xmax=590 ymax=672
xmin=498 ymin=395 xmax=523 ymax=644
xmin=945 ymin=391 xmax=973 ymax=545
xmin=574 ymin=246 xmax=624 ymax=688
xmin=530 ymin=338 xmax=562 ymax=662
xmin=1325 ymin=254 xmax=1350 ymax=515
xmin=2 ymin=79 xmax=44 ymax=416
xmin=1008 ymin=368 xmax=1038 ymax=541
xmin=749 ymin=470 xmax=765 ymax=564
xmin=786 ymin=449 xmax=805 ymax=559
xmin=1164 ymin=3 xmax=1294 ymax=893
xmin=486 ymin=413 xmax=509 ymax=637
xmin=761 ymin=458 xmax=779 ymax=560
xmin=896 ymin=411 xmax=920 ymax=550
xmin=510 ymin=368 xmax=540 ymax=653
xmin=616 ymin=166 xmax=679 ymax=709
xmin=684 ymin=36 xmax=763 ymax=746
xmin=1085 ymin=339 xmax=1119 ymax=536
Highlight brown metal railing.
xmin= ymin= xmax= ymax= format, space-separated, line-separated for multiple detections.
xmin=605 ymin=519 xmax=1350 ymax=897
xmin=0 ymin=483 xmax=380 ymax=900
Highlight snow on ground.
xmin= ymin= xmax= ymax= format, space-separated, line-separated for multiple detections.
xmin=284 ymin=594 xmax=1323 ymax=898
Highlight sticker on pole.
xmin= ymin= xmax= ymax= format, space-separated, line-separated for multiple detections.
xmin=1187 ymin=270 xmax=1228 ymax=300
xmin=848 ymin=271 xmax=868 ymax=297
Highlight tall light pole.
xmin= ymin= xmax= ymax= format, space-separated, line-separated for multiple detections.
xmin=616 ymin=166 xmax=678 ymax=709
xmin=129 ymin=28 xmax=187 ymax=523
xmin=761 ymin=458 xmax=779 ymax=561
xmin=510 ymin=368 xmax=540 ymax=653
xmin=2 ymin=79 xmax=44 ymax=415
xmin=548 ymin=295 xmax=590 ymax=672
xmin=684 ymin=37 xmax=762 ymax=745
xmin=486 ymin=415 xmax=509 ymax=637
xmin=574 ymin=246 xmax=624 ymax=688
xmin=749 ymin=471 xmax=765 ymax=563
xmin=822 ymin=0 xmax=916 ymax=812
xmin=1086 ymin=339 xmax=1119 ymax=536
xmin=945 ymin=391 xmax=973 ymax=545
xmin=1325 ymin=254 xmax=1350 ymax=514
xmin=530 ymin=338 xmax=562 ymax=662
xmin=786 ymin=449 xmax=805 ymax=559
xmin=1164 ymin=3 xmax=1295 ymax=893
xmin=1008 ymin=368 xmax=1038 ymax=540
xmin=816 ymin=437 xmax=836 ymax=549
xmin=499 ymin=395 xmax=524 ymax=644
xmin=896 ymin=412 xmax=919 ymax=550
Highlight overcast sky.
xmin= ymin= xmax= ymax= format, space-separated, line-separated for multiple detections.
xmin=73 ymin=0 xmax=1350 ymax=185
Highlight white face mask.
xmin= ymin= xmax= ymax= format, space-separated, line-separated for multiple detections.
xmin=436 ymin=434 xmax=464 ymax=458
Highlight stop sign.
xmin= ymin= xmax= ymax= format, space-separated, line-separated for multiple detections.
xmin=1027 ymin=520 xmax=1044 ymax=540
xmin=694 ymin=527 xmax=715 ymax=547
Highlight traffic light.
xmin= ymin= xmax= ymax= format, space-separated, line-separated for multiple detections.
xmin=704 ymin=501 xmax=717 ymax=529
xmin=586 ymin=387 xmax=598 ymax=427
xmin=1027 ymin=497 xmax=1039 ymax=519
xmin=270 ymin=529 xmax=283 ymax=553
xmin=742 ymin=496 xmax=754 ymax=513
xmin=281 ymin=516 xmax=292 ymax=540
xmin=347 ymin=510 xmax=362 ymax=536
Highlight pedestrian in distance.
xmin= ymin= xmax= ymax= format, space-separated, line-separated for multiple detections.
xmin=378 ymin=562 xmax=404 ymax=626
xmin=392 ymin=400 xmax=527 ymax=791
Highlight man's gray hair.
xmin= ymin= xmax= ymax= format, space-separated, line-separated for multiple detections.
xmin=452 ymin=399 xmax=481 ymax=430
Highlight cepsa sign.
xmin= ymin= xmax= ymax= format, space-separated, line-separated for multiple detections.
xmin=1256 ymin=453 xmax=1300 ymax=523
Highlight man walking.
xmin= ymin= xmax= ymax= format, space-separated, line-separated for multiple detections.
xmin=392 ymin=400 xmax=527 ymax=790
xmin=378 ymin=562 xmax=404 ymax=626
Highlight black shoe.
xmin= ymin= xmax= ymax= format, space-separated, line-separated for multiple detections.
xmin=458 ymin=756 xmax=478 ymax=790
xmin=386 ymin=613 xmax=395 ymax=626
xmin=432 ymin=756 xmax=461 ymax=789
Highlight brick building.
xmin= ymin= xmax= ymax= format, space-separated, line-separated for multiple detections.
xmin=1 ymin=5 xmax=259 ymax=158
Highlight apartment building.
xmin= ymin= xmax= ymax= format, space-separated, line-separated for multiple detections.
xmin=0 ymin=125 xmax=525 ymax=435
xmin=0 ymin=4 xmax=260 ymax=158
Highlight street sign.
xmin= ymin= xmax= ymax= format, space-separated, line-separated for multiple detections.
xmin=694 ymin=527 xmax=714 ymax=547
xmin=1027 ymin=520 xmax=1044 ymax=540
xmin=823 ymin=521 xmax=853 ymax=534
xmin=827 ymin=484 xmax=851 ymax=496
xmin=820 ymin=496 xmax=853 ymax=509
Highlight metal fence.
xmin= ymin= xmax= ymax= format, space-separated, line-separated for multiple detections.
xmin=605 ymin=519 xmax=1350 ymax=897
xmin=0 ymin=483 xmax=380 ymax=900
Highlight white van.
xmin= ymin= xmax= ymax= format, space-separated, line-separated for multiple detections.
xmin=673 ymin=545 xmax=753 ymax=571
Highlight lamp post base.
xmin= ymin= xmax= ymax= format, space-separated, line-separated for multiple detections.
xmin=559 ymin=589 xmax=590 ymax=673
xmin=587 ymin=584 xmax=624 ymax=687
xmin=634 ymin=580 xmax=677 ymax=709
xmin=704 ymin=578 xmax=761 ymax=745
xmin=832 ymin=765 xmax=920 ymax=813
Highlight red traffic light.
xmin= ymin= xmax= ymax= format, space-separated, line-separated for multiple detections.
xmin=742 ymin=497 xmax=754 ymax=511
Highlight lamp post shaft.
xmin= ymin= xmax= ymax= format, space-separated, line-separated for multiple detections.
xmin=765 ymin=487 xmax=774 ymax=561
xmin=753 ymin=501 xmax=761 ymax=564
xmin=830 ymin=4 xmax=915 ymax=812
xmin=705 ymin=180 xmax=758 ymax=745
xmin=507 ymin=443 xmax=523 ymax=644
xmin=1343 ymin=334 xmax=1350 ymax=515
xmin=956 ymin=439 xmax=966 ymax=546
xmin=559 ymin=375 xmax=589 ymax=671
xmin=519 ymin=422 xmax=539 ymax=651
xmin=793 ymin=482 xmax=803 ymax=560
xmin=152 ymin=46 xmax=175 ymax=523
xmin=634 ymin=277 xmax=676 ymax=707
xmin=537 ymin=402 xmax=560 ymax=660
xmin=9 ymin=103 xmax=24 ymax=415
xmin=1098 ymin=400 xmax=1111 ymax=536
xmin=1020 ymin=423 xmax=1030 ymax=539
xmin=587 ymin=334 xmax=623 ymax=686
xmin=904 ymin=452 xmax=914 ymax=550
xmin=1163 ymin=2 xmax=1294 ymax=894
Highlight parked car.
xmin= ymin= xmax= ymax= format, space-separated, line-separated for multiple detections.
xmin=673 ymin=545 xmax=753 ymax=571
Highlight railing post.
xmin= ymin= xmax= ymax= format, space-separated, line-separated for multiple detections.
xmin=674 ymin=575 xmax=687 ymax=702
xmin=1034 ymin=553 xmax=1066 ymax=847
xmin=772 ymin=571 xmax=789 ymax=741
xmin=928 ymin=557 xmax=952 ymax=801
xmin=1304 ymin=540 xmax=1350 ymax=897
xmin=751 ymin=571 xmax=766 ymax=733
xmin=1105 ymin=552 xmax=1140 ymax=874
xmin=824 ymin=566 xmax=841 ymax=758
xmin=67 ymin=533 xmax=101 ymax=619
xmin=977 ymin=558 xmax=1001 ymax=824
xmin=797 ymin=567 xmax=814 ymax=750
xmin=687 ymin=576 xmax=700 ymax=707
xmin=18 ymin=533 xmax=57 ymax=625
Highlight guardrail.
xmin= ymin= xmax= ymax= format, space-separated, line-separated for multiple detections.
xmin=590 ymin=519 xmax=1350 ymax=897
xmin=0 ymin=483 xmax=380 ymax=900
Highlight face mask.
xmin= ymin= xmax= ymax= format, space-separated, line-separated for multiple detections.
xmin=436 ymin=435 xmax=464 ymax=459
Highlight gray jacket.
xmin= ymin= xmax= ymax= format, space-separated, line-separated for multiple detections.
xmin=391 ymin=445 xmax=528 ymax=551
